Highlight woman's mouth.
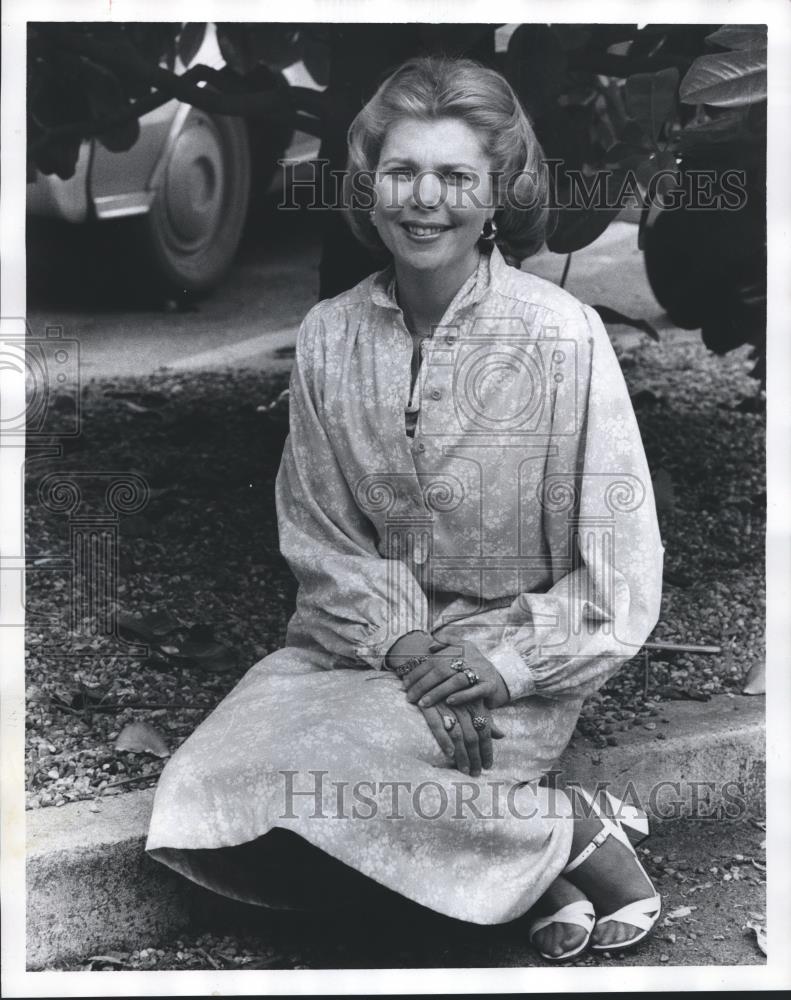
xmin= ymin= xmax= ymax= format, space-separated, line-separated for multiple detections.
xmin=401 ymin=222 xmax=452 ymax=241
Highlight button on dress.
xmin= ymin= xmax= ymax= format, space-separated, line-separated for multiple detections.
xmin=146 ymin=244 xmax=664 ymax=924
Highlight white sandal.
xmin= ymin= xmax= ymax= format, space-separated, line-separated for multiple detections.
xmin=563 ymin=788 xmax=661 ymax=954
xmin=528 ymin=898 xmax=596 ymax=962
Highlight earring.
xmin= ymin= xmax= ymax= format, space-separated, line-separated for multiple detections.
xmin=370 ymin=208 xmax=377 ymax=226
xmin=481 ymin=218 xmax=498 ymax=241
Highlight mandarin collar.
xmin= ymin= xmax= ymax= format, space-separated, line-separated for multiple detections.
xmin=370 ymin=244 xmax=505 ymax=315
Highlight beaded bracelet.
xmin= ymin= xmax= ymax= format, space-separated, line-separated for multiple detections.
xmin=389 ymin=653 xmax=429 ymax=678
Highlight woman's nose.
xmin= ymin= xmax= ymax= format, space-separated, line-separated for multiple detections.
xmin=412 ymin=170 xmax=446 ymax=209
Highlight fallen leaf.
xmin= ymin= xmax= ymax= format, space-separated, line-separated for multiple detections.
xmin=751 ymin=859 xmax=766 ymax=873
xmin=119 ymin=399 xmax=161 ymax=416
xmin=651 ymin=468 xmax=676 ymax=512
xmin=103 ymin=389 xmax=168 ymax=408
xmin=114 ymin=722 xmax=170 ymax=758
xmin=177 ymin=624 xmax=238 ymax=672
xmin=668 ymin=905 xmax=696 ymax=919
xmin=688 ymin=882 xmax=713 ymax=894
xmin=742 ymin=659 xmax=765 ymax=695
xmin=745 ymin=921 xmax=767 ymax=955
xmin=88 ymin=954 xmax=127 ymax=967
xmin=117 ymin=610 xmax=183 ymax=644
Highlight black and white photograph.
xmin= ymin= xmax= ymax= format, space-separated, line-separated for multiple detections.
xmin=1 ymin=0 xmax=789 ymax=994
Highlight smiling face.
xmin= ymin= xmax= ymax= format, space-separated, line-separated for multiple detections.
xmin=372 ymin=116 xmax=495 ymax=280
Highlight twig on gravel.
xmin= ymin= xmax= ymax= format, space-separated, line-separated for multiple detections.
xmin=102 ymin=768 xmax=165 ymax=791
xmin=196 ymin=946 xmax=221 ymax=969
xmin=644 ymin=642 xmax=722 ymax=655
xmin=51 ymin=700 xmax=211 ymax=715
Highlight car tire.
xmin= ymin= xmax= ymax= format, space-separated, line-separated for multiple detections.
xmin=134 ymin=108 xmax=252 ymax=296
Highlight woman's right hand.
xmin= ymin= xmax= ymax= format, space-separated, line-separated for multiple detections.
xmin=419 ymin=697 xmax=505 ymax=777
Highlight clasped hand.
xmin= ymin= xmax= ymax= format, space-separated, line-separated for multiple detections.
xmin=386 ymin=634 xmax=509 ymax=778
xmin=404 ymin=638 xmax=510 ymax=712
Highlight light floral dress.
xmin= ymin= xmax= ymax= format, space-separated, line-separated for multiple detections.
xmin=146 ymin=244 xmax=664 ymax=924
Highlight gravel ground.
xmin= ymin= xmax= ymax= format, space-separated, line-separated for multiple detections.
xmin=24 ymin=333 xmax=765 ymax=808
xmin=45 ymin=817 xmax=766 ymax=970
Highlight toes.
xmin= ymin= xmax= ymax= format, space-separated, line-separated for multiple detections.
xmin=592 ymin=921 xmax=637 ymax=949
xmin=535 ymin=923 xmax=587 ymax=959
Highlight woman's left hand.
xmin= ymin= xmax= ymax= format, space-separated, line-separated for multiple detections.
xmin=403 ymin=639 xmax=510 ymax=711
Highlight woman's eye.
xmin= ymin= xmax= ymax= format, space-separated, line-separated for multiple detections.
xmin=447 ymin=172 xmax=473 ymax=184
xmin=383 ymin=168 xmax=413 ymax=179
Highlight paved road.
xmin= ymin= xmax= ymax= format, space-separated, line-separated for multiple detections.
xmin=27 ymin=204 xmax=320 ymax=379
xmin=27 ymin=213 xmax=691 ymax=381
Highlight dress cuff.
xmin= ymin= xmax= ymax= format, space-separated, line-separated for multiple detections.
xmin=487 ymin=642 xmax=538 ymax=702
xmin=355 ymin=617 xmax=429 ymax=671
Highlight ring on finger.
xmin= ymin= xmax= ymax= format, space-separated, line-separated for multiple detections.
xmin=463 ymin=668 xmax=479 ymax=687
xmin=442 ymin=714 xmax=457 ymax=732
xmin=471 ymin=715 xmax=488 ymax=732
xmin=450 ymin=658 xmax=465 ymax=673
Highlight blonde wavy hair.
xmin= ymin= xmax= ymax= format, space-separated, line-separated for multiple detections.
xmin=343 ymin=55 xmax=550 ymax=266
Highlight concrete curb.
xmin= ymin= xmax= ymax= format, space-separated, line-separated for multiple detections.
xmin=26 ymin=693 xmax=765 ymax=969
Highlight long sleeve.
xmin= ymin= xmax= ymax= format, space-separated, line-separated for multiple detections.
xmin=275 ymin=304 xmax=430 ymax=669
xmin=486 ymin=304 xmax=664 ymax=701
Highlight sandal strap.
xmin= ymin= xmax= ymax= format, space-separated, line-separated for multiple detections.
xmin=529 ymin=899 xmax=596 ymax=938
xmin=563 ymin=824 xmax=612 ymax=875
xmin=596 ymin=895 xmax=662 ymax=933
xmin=604 ymin=791 xmax=650 ymax=840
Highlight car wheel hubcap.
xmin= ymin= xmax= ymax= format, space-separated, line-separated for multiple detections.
xmin=164 ymin=113 xmax=224 ymax=248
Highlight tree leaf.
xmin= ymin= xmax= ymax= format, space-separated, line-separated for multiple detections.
xmin=505 ymin=24 xmax=567 ymax=120
xmin=592 ymin=305 xmax=660 ymax=341
xmin=300 ymin=30 xmax=330 ymax=88
xmin=604 ymin=142 xmax=652 ymax=171
xmin=705 ymin=25 xmax=767 ymax=51
xmin=114 ymin=721 xmax=170 ymax=757
xmin=651 ymin=468 xmax=676 ymax=512
xmin=547 ymin=170 xmax=633 ymax=254
xmin=216 ymin=23 xmax=302 ymax=75
xmin=678 ymin=110 xmax=751 ymax=153
xmin=551 ymin=24 xmax=592 ymax=52
xmin=176 ymin=23 xmax=207 ymax=68
xmin=625 ymin=68 xmax=680 ymax=141
xmin=680 ymin=49 xmax=767 ymax=107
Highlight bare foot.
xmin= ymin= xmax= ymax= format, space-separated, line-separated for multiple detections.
xmin=530 ymin=875 xmax=592 ymax=959
xmin=564 ymin=789 xmax=659 ymax=950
